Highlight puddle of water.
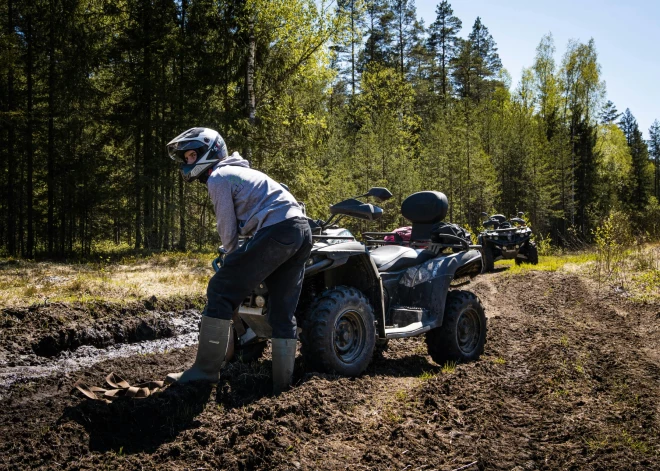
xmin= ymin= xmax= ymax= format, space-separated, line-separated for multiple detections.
xmin=0 ymin=311 xmax=201 ymax=397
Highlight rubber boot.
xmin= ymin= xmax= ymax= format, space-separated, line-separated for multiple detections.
xmin=167 ymin=317 xmax=231 ymax=384
xmin=271 ymin=338 xmax=296 ymax=395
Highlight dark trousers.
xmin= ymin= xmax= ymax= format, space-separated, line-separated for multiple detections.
xmin=206 ymin=217 xmax=313 ymax=339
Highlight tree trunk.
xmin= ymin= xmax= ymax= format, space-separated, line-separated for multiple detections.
xmin=246 ymin=17 xmax=256 ymax=160
xmin=398 ymin=2 xmax=404 ymax=78
xmin=177 ymin=0 xmax=187 ymax=250
xmin=6 ymin=0 xmax=16 ymax=255
xmin=26 ymin=7 xmax=34 ymax=258
xmin=142 ymin=5 xmax=154 ymax=249
xmin=48 ymin=0 xmax=56 ymax=255
xmin=134 ymin=133 xmax=142 ymax=249
xmin=351 ymin=1 xmax=355 ymax=96
xmin=654 ymin=153 xmax=660 ymax=200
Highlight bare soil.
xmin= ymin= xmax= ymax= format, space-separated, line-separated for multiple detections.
xmin=0 ymin=270 xmax=658 ymax=470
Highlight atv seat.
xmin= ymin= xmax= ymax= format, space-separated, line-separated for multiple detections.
xmin=370 ymin=245 xmax=435 ymax=272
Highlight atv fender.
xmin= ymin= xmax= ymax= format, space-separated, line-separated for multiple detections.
xmin=315 ymin=241 xmax=368 ymax=268
xmin=311 ymin=244 xmax=387 ymax=340
xmin=394 ymin=250 xmax=482 ymax=334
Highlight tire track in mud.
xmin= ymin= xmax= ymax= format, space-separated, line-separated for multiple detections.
xmin=0 ymin=270 xmax=658 ymax=470
xmin=467 ymin=272 xmax=660 ymax=469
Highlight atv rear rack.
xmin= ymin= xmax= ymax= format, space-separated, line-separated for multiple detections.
xmin=363 ymin=232 xmax=481 ymax=252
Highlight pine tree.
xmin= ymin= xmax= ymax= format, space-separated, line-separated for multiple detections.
xmin=390 ymin=0 xmax=418 ymax=78
xmin=619 ymin=109 xmax=652 ymax=213
xmin=335 ymin=0 xmax=367 ymax=96
xmin=451 ymin=38 xmax=476 ymax=100
xmin=649 ymin=120 xmax=660 ymax=200
xmin=361 ymin=0 xmax=395 ymax=69
xmin=467 ymin=17 xmax=502 ymax=102
xmin=600 ymin=100 xmax=620 ymax=124
xmin=427 ymin=0 xmax=462 ymax=105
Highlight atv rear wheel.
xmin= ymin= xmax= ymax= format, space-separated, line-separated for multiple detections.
xmin=515 ymin=241 xmax=539 ymax=266
xmin=301 ymin=286 xmax=376 ymax=376
xmin=426 ymin=290 xmax=486 ymax=364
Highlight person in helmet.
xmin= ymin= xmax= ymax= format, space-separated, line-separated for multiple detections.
xmin=166 ymin=127 xmax=312 ymax=394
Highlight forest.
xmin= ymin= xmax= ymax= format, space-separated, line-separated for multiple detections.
xmin=2 ymin=0 xmax=659 ymax=257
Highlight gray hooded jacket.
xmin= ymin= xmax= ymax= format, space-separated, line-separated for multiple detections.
xmin=207 ymin=152 xmax=305 ymax=253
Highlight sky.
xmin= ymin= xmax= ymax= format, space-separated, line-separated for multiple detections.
xmin=415 ymin=0 xmax=660 ymax=138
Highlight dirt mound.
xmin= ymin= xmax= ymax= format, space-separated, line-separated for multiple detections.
xmin=0 ymin=271 xmax=658 ymax=470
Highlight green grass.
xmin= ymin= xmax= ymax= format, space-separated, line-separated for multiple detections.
xmin=498 ymin=252 xmax=598 ymax=274
xmin=620 ymin=430 xmax=650 ymax=454
xmin=418 ymin=370 xmax=437 ymax=381
xmin=441 ymin=361 xmax=457 ymax=374
xmin=394 ymin=389 xmax=409 ymax=402
xmin=0 ymin=253 xmax=215 ymax=308
xmin=585 ymin=431 xmax=651 ymax=455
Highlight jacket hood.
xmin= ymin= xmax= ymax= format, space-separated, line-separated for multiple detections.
xmin=217 ymin=152 xmax=250 ymax=168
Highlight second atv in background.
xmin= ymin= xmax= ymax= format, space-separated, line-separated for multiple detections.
xmin=478 ymin=212 xmax=538 ymax=272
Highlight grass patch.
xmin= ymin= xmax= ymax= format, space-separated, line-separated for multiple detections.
xmin=441 ymin=361 xmax=457 ymax=374
xmin=383 ymin=407 xmax=404 ymax=424
xmin=584 ymin=435 xmax=609 ymax=452
xmin=0 ymin=252 xmax=216 ymax=309
xmin=498 ymin=252 xmax=598 ymax=274
xmin=620 ymin=430 xmax=650 ymax=454
xmin=418 ymin=370 xmax=437 ymax=381
xmin=394 ymin=389 xmax=409 ymax=402
xmin=494 ymin=244 xmax=660 ymax=302
xmin=597 ymin=243 xmax=660 ymax=302
xmin=585 ymin=430 xmax=650 ymax=455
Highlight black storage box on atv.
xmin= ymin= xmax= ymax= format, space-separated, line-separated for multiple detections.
xmin=477 ymin=212 xmax=538 ymax=272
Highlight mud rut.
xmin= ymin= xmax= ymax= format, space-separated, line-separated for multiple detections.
xmin=0 ymin=271 xmax=658 ymax=470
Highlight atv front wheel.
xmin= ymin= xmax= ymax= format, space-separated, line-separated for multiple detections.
xmin=483 ymin=242 xmax=495 ymax=272
xmin=301 ymin=286 xmax=376 ymax=376
xmin=426 ymin=290 xmax=486 ymax=364
xmin=515 ymin=241 xmax=539 ymax=266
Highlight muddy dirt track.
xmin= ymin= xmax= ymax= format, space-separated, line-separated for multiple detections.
xmin=0 ymin=270 xmax=658 ymax=470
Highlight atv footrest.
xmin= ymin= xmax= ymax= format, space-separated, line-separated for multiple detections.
xmin=385 ymin=322 xmax=431 ymax=339
xmin=389 ymin=306 xmax=426 ymax=328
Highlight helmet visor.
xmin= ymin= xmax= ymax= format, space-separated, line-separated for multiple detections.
xmin=167 ymin=141 xmax=206 ymax=163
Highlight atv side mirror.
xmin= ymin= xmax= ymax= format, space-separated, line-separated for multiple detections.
xmin=481 ymin=212 xmax=488 ymax=218
xmin=365 ymin=187 xmax=393 ymax=202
